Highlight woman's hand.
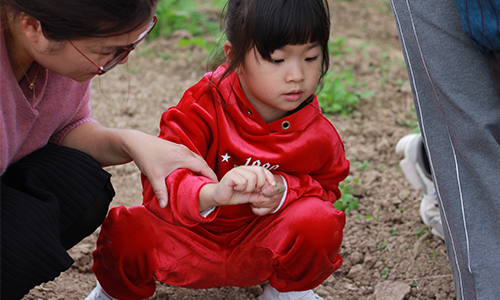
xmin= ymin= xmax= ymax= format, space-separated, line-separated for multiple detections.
xmin=199 ymin=166 xmax=285 ymax=216
xmin=129 ymin=133 xmax=217 ymax=208
xmin=62 ymin=123 xmax=217 ymax=208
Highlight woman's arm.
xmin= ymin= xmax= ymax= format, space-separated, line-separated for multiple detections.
xmin=61 ymin=121 xmax=217 ymax=207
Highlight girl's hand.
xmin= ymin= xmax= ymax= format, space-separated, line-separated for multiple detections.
xmin=199 ymin=166 xmax=285 ymax=216
xmin=249 ymin=181 xmax=286 ymax=215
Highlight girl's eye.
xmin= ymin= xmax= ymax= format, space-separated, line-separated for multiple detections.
xmin=305 ymin=56 xmax=319 ymax=62
xmin=269 ymin=58 xmax=284 ymax=64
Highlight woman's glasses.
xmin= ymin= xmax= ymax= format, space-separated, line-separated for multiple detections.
xmin=68 ymin=16 xmax=157 ymax=75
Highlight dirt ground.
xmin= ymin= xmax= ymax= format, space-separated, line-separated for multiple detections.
xmin=22 ymin=0 xmax=457 ymax=299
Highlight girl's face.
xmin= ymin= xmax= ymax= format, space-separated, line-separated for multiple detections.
xmin=236 ymin=42 xmax=322 ymax=123
xmin=33 ymin=21 xmax=153 ymax=82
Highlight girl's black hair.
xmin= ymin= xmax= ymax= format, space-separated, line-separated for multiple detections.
xmin=214 ymin=0 xmax=331 ymax=85
xmin=1 ymin=0 xmax=157 ymax=41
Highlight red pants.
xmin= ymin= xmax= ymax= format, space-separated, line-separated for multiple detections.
xmin=92 ymin=198 xmax=345 ymax=300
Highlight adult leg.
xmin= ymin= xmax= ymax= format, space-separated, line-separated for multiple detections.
xmin=61 ymin=185 xmax=113 ymax=250
xmin=390 ymin=0 xmax=500 ymax=299
xmin=1 ymin=143 xmax=114 ymax=299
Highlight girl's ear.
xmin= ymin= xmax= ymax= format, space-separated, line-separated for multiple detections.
xmin=223 ymin=41 xmax=233 ymax=60
xmin=224 ymin=41 xmax=243 ymax=74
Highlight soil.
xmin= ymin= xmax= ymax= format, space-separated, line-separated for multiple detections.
xmin=22 ymin=0 xmax=457 ymax=299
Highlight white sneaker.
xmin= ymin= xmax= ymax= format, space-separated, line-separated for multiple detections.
xmin=395 ymin=134 xmax=433 ymax=193
xmin=396 ymin=133 xmax=444 ymax=240
xmin=420 ymin=190 xmax=444 ymax=239
xmin=260 ymin=284 xmax=323 ymax=300
xmin=85 ymin=280 xmax=119 ymax=300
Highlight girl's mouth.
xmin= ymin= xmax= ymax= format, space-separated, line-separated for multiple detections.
xmin=283 ymin=90 xmax=304 ymax=101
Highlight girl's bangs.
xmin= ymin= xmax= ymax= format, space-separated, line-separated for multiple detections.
xmin=252 ymin=0 xmax=329 ymax=59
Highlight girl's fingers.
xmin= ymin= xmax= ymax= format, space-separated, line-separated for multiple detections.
xmin=261 ymin=182 xmax=285 ymax=197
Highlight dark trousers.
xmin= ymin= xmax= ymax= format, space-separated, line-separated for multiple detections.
xmin=1 ymin=143 xmax=115 ymax=299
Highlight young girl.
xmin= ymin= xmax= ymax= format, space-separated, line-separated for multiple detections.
xmin=87 ymin=0 xmax=349 ymax=299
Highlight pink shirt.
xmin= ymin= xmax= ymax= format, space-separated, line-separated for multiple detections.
xmin=1 ymin=23 xmax=94 ymax=175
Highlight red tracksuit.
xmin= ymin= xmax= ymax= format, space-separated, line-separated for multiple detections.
xmin=92 ymin=65 xmax=350 ymax=300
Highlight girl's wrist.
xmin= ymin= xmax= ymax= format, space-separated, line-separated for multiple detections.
xmin=199 ymin=183 xmax=218 ymax=211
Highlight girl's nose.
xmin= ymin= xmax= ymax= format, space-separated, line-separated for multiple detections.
xmin=285 ymin=62 xmax=305 ymax=83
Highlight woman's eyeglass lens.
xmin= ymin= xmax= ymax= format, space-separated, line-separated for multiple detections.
xmin=68 ymin=15 xmax=157 ymax=75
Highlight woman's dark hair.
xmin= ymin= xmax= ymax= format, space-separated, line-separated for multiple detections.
xmin=213 ymin=0 xmax=331 ymax=85
xmin=1 ymin=0 xmax=157 ymax=40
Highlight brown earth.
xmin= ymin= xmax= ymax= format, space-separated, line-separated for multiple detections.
xmin=22 ymin=0 xmax=456 ymax=299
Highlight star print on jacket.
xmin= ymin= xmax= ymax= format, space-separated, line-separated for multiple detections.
xmin=221 ymin=153 xmax=231 ymax=162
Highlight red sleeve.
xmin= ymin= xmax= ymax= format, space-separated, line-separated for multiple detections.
xmin=142 ymin=169 xmax=219 ymax=227
xmin=141 ymin=78 xmax=220 ymax=226
xmin=274 ymin=124 xmax=349 ymax=213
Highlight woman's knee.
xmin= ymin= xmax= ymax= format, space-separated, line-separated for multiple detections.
xmin=61 ymin=185 xmax=113 ymax=249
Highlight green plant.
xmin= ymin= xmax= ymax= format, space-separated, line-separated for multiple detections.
xmin=415 ymin=227 xmax=429 ymax=237
xmin=381 ymin=267 xmax=390 ymax=279
xmin=353 ymin=160 xmax=372 ymax=171
xmin=377 ymin=242 xmax=388 ymax=251
xmin=390 ymin=228 xmax=397 ymax=236
xmin=318 ymin=68 xmax=374 ymax=115
xmin=150 ymin=0 xmax=223 ymax=39
xmin=334 ymin=176 xmax=359 ymax=214
xmin=178 ymin=36 xmax=219 ymax=53
xmin=329 ymin=38 xmax=353 ymax=58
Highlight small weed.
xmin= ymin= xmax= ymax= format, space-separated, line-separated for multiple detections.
xmin=334 ymin=176 xmax=359 ymax=214
xmin=329 ymin=38 xmax=353 ymax=58
xmin=377 ymin=242 xmax=388 ymax=251
xmin=429 ymin=249 xmax=439 ymax=260
xmin=178 ymin=37 xmax=217 ymax=53
xmin=389 ymin=228 xmax=397 ymax=236
xmin=156 ymin=51 xmax=171 ymax=60
xmin=410 ymin=126 xmax=421 ymax=134
xmin=395 ymin=119 xmax=419 ymax=129
xmin=381 ymin=267 xmax=390 ymax=279
xmin=150 ymin=0 xmax=222 ymax=39
xmin=396 ymin=78 xmax=406 ymax=86
xmin=379 ymin=50 xmax=390 ymax=60
xmin=415 ymin=227 xmax=429 ymax=238
xmin=318 ymin=68 xmax=374 ymax=115
xmin=353 ymin=160 xmax=372 ymax=171
xmin=400 ymin=245 xmax=414 ymax=250
xmin=138 ymin=47 xmax=155 ymax=57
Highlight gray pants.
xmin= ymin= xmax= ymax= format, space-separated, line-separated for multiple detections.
xmin=390 ymin=0 xmax=500 ymax=299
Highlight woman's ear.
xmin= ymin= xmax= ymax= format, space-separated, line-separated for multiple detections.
xmin=18 ymin=12 xmax=50 ymax=50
